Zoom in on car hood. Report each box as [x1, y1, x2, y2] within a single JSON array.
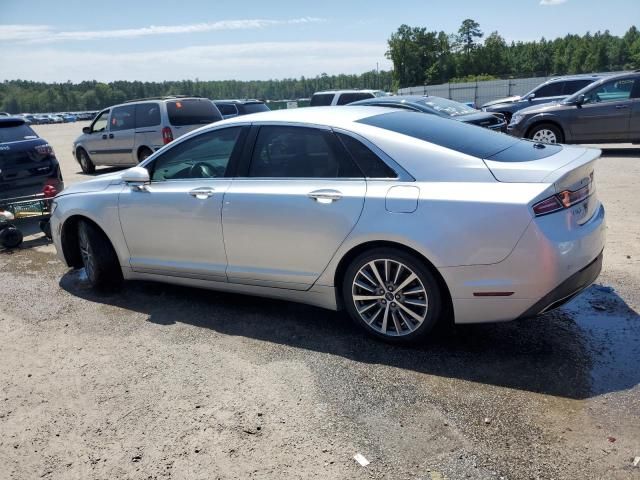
[[516, 101, 566, 116], [56, 170, 125, 197], [481, 96, 520, 108], [456, 111, 504, 126]]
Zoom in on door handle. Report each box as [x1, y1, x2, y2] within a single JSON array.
[[189, 187, 215, 199], [615, 105, 629, 109], [308, 189, 343, 203]]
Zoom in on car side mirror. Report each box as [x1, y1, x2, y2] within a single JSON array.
[[82, 126, 91, 134], [122, 166, 150, 184], [575, 94, 585, 106], [526, 93, 536, 101]]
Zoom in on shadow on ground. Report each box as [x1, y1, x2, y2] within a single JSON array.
[[60, 271, 639, 400]]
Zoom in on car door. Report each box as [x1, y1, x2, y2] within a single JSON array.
[[118, 126, 247, 280], [222, 124, 366, 290], [570, 78, 636, 142], [628, 79, 640, 141], [108, 104, 136, 164], [82, 109, 110, 165]]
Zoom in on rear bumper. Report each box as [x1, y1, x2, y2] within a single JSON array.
[[518, 251, 602, 318], [441, 203, 606, 324]]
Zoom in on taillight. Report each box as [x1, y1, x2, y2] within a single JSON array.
[[162, 127, 174, 145], [34, 144, 55, 156], [532, 182, 593, 217], [43, 178, 61, 198]]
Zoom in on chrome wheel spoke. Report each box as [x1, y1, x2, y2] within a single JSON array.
[[396, 301, 423, 322], [354, 280, 376, 293], [357, 302, 379, 314], [404, 298, 426, 307], [380, 304, 390, 333], [394, 273, 417, 294], [391, 310, 402, 334], [368, 261, 386, 290], [353, 295, 383, 302]]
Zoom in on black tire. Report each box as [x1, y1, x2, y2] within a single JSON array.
[[0, 226, 23, 249], [77, 220, 122, 290], [342, 248, 443, 344], [77, 148, 95, 174], [138, 147, 153, 163], [527, 123, 564, 144]]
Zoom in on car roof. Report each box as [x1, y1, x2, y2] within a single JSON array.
[[215, 99, 264, 104], [544, 73, 609, 83], [312, 89, 381, 95], [351, 95, 433, 104], [0, 116, 26, 125], [212, 106, 392, 128]]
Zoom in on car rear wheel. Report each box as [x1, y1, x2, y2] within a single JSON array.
[[77, 149, 95, 174], [528, 123, 564, 144], [77, 220, 122, 290], [342, 248, 442, 344]]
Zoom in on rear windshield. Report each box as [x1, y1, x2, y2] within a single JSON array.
[[241, 103, 270, 114], [310, 94, 334, 107], [167, 99, 222, 126], [0, 123, 38, 143], [418, 97, 477, 117], [357, 111, 561, 160]]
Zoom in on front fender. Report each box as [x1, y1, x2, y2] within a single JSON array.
[[51, 186, 129, 267]]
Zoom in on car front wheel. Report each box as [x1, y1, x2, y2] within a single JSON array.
[[342, 248, 442, 344], [77, 149, 95, 174], [527, 123, 564, 144], [77, 220, 122, 290]]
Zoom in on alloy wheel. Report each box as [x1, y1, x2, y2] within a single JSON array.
[[351, 259, 428, 337], [78, 226, 96, 282], [531, 129, 557, 144]]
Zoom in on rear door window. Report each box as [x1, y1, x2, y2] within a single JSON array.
[[337, 133, 397, 178], [110, 105, 136, 131], [0, 122, 38, 143], [240, 103, 269, 114], [337, 92, 375, 105], [310, 94, 334, 106], [248, 126, 362, 178], [533, 82, 565, 98], [217, 103, 238, 116], [135, 103, 161, 128], [167, 99, 222, 126], [563, 79, 594, 95]]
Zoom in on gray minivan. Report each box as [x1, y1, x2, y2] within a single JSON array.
[[73, 96, 222, 173]]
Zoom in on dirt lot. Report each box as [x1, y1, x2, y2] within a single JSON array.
[[1, 122, 639, 479]]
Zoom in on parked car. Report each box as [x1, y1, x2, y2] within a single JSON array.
[[310, 89, 389, 107], [0, 117, 64, 206], [62, 114, 77, 123], [214, 100, 270, 119], [350, 95, 507, 131], [507, 71, 640, 144], [48, 115, 64, 123], [0, 112, 10, 117], [73, 96, 223, 173], [51, 107, 604, 343], [33, 115, 52, 125], [481, 75, 605, 121]]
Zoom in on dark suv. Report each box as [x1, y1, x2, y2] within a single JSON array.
[[214, 100, 270, 119], [0, 117, 63, 205], [482, 75, 605, 121], [507, 71, 640, 144]]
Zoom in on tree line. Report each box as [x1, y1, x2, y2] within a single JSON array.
[[387, 21, 640, 89], [2, 21, 639, 113], [0, 71, 393, 114]]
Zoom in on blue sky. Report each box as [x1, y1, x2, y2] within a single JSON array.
[[0, 0, 637, 82]]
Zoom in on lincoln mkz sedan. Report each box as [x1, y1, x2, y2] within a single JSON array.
[[51, 107, 605, 343]]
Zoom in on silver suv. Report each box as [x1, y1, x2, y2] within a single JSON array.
[[73, 96, 222, 173]]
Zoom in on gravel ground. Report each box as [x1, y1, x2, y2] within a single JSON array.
[[0, 123, 638, 479]]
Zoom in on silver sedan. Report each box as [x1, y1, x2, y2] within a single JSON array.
[[50, 107, 605, 343]]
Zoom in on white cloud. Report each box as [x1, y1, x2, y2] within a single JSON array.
[[0, 17, 323, 43], [0, 42, 392, 82], [540, 0, 568, 5]]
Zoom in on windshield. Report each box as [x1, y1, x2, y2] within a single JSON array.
[[418, 97, 477, 117], [0, 123, 38, 143]]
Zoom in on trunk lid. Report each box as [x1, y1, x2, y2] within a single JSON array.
[[483, 144, 600, 225]]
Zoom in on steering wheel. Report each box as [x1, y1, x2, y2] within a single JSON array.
[[189, 162, 215, 178]]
